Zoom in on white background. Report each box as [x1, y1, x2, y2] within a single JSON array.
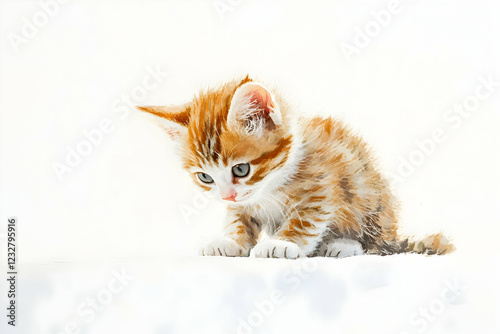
[[1, 0, 499, 333]]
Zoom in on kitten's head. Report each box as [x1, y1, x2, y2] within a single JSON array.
[[138, 76, 298, 205]]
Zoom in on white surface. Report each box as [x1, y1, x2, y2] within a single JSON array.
[[0, 255, 497, 334], [1, 0, 499, 333]]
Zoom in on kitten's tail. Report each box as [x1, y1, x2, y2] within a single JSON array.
[[398, 232, 456, 255]]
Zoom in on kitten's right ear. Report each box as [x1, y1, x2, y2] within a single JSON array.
[[136, 105, 191, 140]]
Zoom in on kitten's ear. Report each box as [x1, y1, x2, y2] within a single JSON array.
[[137, 105, 190, 140], [227, 82, 282, 134]]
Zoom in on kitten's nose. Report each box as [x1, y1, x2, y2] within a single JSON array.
[[221, 189, 237, 202], [222, 194, 237, 202]]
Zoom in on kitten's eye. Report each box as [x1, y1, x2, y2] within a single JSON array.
[[197, 172, 214, 184], [232, 163, 250, 178]]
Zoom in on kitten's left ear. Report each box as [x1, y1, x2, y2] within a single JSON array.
[[137, 105, 190, 140], [227, 82, 282, 134]]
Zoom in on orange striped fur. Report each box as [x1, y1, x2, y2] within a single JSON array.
[[138, 76, 455, 258]]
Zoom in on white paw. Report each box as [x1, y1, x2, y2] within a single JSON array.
[[200, 237, 248, 257], [325, 239, 364, 258], [253, 239, 305, 259]]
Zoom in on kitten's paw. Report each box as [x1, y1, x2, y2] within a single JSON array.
[[253, 239, 305, 259], [200, 237, 248, 257], [325, 239, 364, 258]]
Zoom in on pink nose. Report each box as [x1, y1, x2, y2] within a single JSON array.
[[221, 188, 237, 202], [222, 194, 237, 202]]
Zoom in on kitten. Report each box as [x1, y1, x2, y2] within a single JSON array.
[[138, 76, 455, 259]]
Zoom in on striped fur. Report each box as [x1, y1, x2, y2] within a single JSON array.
[[138, 76, 455, 258]]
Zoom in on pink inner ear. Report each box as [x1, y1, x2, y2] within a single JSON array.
[[249, 90, 273, 116], [246, 90, 277, 131], [228, 82, 282, 132]]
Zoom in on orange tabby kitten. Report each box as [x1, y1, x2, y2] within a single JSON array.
[[138, 76, 454, 258]]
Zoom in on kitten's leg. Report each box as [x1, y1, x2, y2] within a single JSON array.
[[318, 238, 364, 258], [200, 208, 261, 257], [253, 205, 332, 259]]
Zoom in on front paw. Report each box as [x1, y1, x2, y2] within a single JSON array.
[[253, 239, 304, 259], [200, 237, 248, 257], [325, 238, 364, 258]]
